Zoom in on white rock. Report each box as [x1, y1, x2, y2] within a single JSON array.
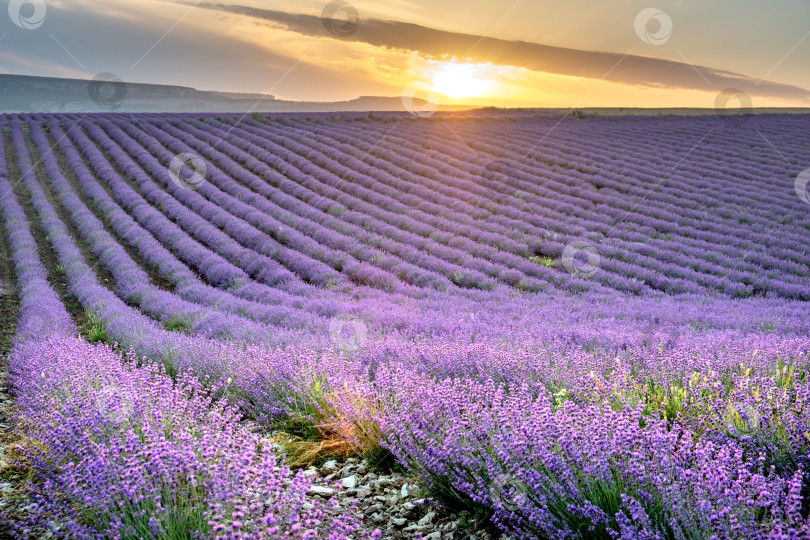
[[309, 485, 335, 497], [401, 483, 418, 498], [341, 475, 357, 489], [418, 511, 435, 526]]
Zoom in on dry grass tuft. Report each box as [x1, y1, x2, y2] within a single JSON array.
[[274, 388, 383, 467]]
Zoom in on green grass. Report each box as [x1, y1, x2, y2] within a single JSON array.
[[163, 315, 192, 334], [85, 310, 109, 344], [530, 255, 556, 267]]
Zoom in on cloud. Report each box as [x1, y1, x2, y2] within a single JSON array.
[[192, 2, 810, 102], [0, 50, 90, 80]]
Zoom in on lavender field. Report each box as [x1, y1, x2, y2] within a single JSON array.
[[1, 110, 810, 538]]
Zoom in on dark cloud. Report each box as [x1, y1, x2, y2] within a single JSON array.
[[195, 2, 810, 102]]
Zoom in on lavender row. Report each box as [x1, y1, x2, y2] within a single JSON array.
[[287, 115, 804, 293], [241, 116, 664, 294], [146, 117, 484, 293], [68, 119, 338, 311], [213, 117, 561, 290], [79, 117, 323, 293], [232, 115, 688, 294], [10, 336, 369, 538], [27, 123, 301, 342], [122, 117, 429, 294], [9, 120, 312, 386], [379, 362, 808, 539], [274, 115, 804, 298], [93, 118, 354, 291], [400, 117, 810, 277], [35, 118, 466, 335], [152, 116, 511, 292], [466, 117, 810, 268], [182, 116, 582, 293], [43, 120, 323, 329], [294, 113, 799, 284], [0, 180, 76, 344], [12, 118, 409, 427], [0, 137, 367, 536]]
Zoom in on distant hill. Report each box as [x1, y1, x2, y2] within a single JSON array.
[[0, 74, 476, 114], [3, 74, 808, 115]]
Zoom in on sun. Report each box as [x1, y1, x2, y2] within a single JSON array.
[[429, 61, 493, 99]]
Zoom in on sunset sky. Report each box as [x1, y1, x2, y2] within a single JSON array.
[[1, 0, 809, 108]]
